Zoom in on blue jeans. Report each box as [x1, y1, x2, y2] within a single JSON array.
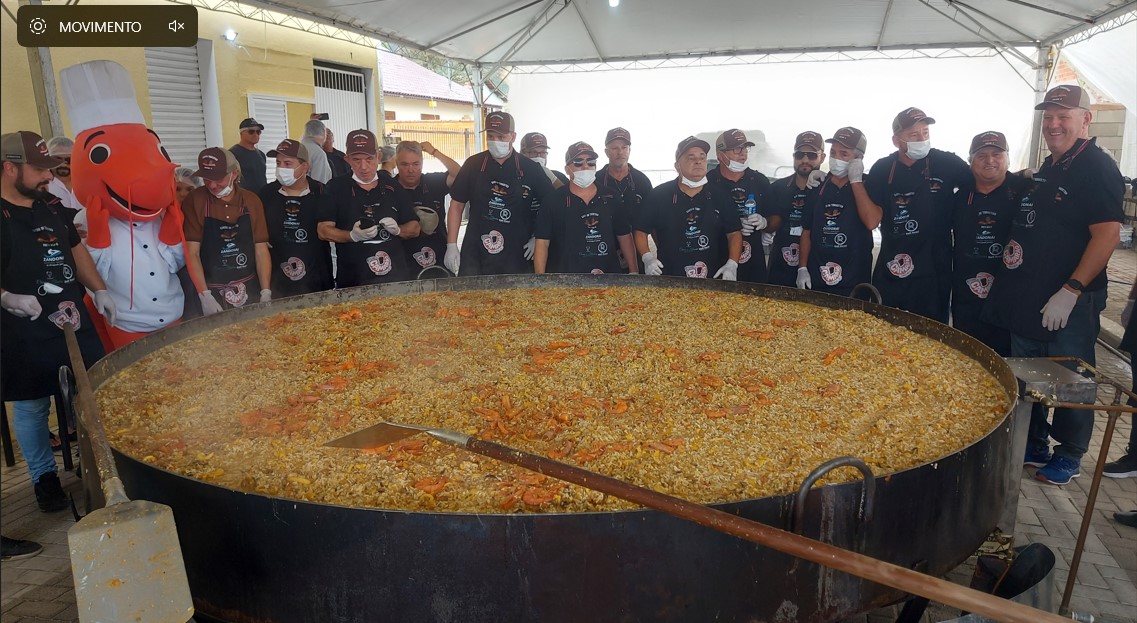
[[1011, 288, 1106, 462], [11, 397, 57, 483]]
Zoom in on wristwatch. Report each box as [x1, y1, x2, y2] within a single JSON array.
[[1065, 278, 1085, 292]]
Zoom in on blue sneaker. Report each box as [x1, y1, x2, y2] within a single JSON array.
[[1024, 445, 1051, 468], [1035, 455, 1081, 485]]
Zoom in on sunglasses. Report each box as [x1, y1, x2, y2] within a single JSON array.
[[59, 157, 71, 164], [571, 158, 598, 167], [794, 151, 820, 160], [244, 129, 262, 135]]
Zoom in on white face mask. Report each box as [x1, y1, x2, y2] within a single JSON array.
[[211, 175, 234, 198], [829, 158, 850, 177], [572, 170, 596, 188], [905, 139, 932, 160], [726, 159, 748, 173], [488, 141, 511, 159], [352, 172, 377, 185], [680, 176, 707, 188], [276, 167, 297, 187], [531, 157, 546, 167]]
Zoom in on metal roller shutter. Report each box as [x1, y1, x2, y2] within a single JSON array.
[[314, 65, 368, 146], [144, 46, 208, 169], [248, 96, 289, 180]]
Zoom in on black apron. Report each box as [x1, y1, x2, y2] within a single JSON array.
[[334, 183, 411, 287], [657, 186, 729, 279], [266, 187, 334, 297], [1, 202, 104, 401], [807, 178, 873, 297], [400, 175, 448, 274], [983, 140, 1098, 341], [872, 157, 954, 322], [708, 168, 770, 283], [459, 154, 534, 276], [768, 177, 811, 287], [548, 191, 625, 275], [950, 183, 1018, 355], [598, 166, 648, 273], [201, 194, 258, 309]]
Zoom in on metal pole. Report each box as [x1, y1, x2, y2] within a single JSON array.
[[23, 0, 64, 137], [472, 63, 484, 153], [1027, 44, 1051, 170]]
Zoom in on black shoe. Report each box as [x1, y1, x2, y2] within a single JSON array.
[[1115, 510, 1137, 528], [34, 472, 69, 513], [1, 536, 43, 561], [1103, 454, 1137, 479]]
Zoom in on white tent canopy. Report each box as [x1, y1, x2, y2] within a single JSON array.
[[252, 0, 1133, 66]]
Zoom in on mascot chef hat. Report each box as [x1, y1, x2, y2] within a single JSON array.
[[60, 60, 146, 133]]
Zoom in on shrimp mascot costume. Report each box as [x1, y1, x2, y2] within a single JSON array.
[[60, 60, 188, 349]]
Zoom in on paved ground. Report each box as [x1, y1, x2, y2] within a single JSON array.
[[2, 249, 1135, 623]]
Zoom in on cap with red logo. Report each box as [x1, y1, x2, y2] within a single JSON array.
[[891, 107, 936, 134], [564, 141, 598, 164], [715, 129, 754, 152], [674, 136, 711, 161], [605, 127, 631, 145], [825, 127, 868, 154], [267, 139, 309, 161], [794, 131, 824, 152], [345, 129, 378, 156], [194, 147, 238, 181], [1034, 85, 1091, 110], [969, 131, 1009, 155], [520, 132, 548, 152], [1, 131, 65, 169], [484, 112, 515, 133]]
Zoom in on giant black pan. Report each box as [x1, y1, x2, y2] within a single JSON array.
[[84, 274, 1018, 623]]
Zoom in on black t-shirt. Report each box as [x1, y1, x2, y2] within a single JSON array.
[[597, 163, 653, 227], [317, 176, 418, 287], [635, 180, 742, 278], [231, 144, 268, 195], [535, 186, 630, 274], [767, 175, 817, 287], [800, 175, 874, 294], [259, 179, 335, 296], [951, 173, 1028, 309], [706, 167, 773, 282], [328, 149, 351, 179], [395, 172, 451, 271]]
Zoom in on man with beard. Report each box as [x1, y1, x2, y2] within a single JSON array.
[[635, 136, 741, 280], [597, 127, 652, 272], [394, 140, 461, 275], [706, 129, 777, 283], [767, 131, 825, 287], [1, 131, 114, 512], [45, 137, 81, 216], [259, 139, 334, 296]]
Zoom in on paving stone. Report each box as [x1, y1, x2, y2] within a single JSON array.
[[1105, 577, 1137, 606], [6, 599, 68, 618]]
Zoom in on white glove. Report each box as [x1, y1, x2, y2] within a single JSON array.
[[761, 232, 776, 247], [805, 169, 826, 189], [1122, 298, 1134, 326], [444, 243, 461, 275], [523, 236, 536, 261], [740, 213, 766, 235], [796, 267, 812, 289], [714, 259, 738, 281], [847, 158, 865, 183], [260, 289, 272, 303], [92, 289, 117, 326], [199, 290, 224, 316], [642, 252, 664, 276], [0, 291, 42, 320], [350, 220, 379, 242], [378, 217, 400, 236], [1040, 287, 1079, 331]]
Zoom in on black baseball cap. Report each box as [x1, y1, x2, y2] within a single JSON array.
[[969, 131, 1008, 155], [239, 117, 265, 131], [1, 131, 65, 169]]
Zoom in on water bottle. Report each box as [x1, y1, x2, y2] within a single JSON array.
[[744, 193, 757, 216]]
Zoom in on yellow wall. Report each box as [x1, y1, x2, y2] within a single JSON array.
[[386, 95, 473, 122], [1, 0, 381, 146]]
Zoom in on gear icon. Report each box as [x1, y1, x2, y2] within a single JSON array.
[[29, 17, 47, 35]]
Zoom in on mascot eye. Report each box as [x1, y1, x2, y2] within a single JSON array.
[[158, 144, 171, 162], [89, 143, 111, 165]]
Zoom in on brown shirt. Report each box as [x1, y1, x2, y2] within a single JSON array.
[[182, 186, 269, 244]]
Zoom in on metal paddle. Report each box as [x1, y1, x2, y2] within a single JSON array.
[[64, 327, 194, 623], [327, 421, 1067, 623]]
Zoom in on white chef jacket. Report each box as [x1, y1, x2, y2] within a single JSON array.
[[47, 178, 82, 213]]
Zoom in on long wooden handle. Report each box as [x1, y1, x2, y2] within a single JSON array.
[[466, 437, 1067, 623], [63, 326, 129, 506]]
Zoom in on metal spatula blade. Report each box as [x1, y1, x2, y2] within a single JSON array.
[[324, 421, 431, 450]]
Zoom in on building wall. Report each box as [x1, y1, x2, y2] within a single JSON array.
[[1090, 104, 1126, 165], [1, 0, 381, 148], [385, 95, 472, 122]]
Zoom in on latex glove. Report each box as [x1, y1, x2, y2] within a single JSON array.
[[350, 220, 379, 242], [714, 259, 738, 281], [761, 232, 776, 247], [1040, 287, 1078, 331], [847, 158, 865, 183], [92, 289, 117, 326], [740, 213, 766, 235], [805, 169, 826, 189], [642, 252, 664, 276], [378, 217, 401, 236], [523, 236, 536, 261], [444, 243, 461, 274], [260, 289, 272, 303], [796, 267, 812, 290], [1123, 298, 1135, 326], [0, 291, 42, 320], [199, 290, 224, 316]]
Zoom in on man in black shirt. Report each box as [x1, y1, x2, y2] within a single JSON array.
[[983, 85, 1125, 486], [767, 131, 825, 287], [520, 132, 569, 187], [635, 136, 741, 280], [706, 129, 777, 283], [259, 139, 334, 296], [323, 129, 351, 179], [394, 140, 462, 276], [597, 127, 653, 274], [230, 117, 268, 195]]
